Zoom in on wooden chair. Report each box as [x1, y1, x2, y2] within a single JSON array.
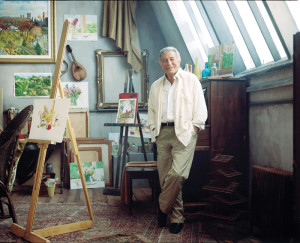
[[121, 144, 159, 215], [0, 105, 33, 223]]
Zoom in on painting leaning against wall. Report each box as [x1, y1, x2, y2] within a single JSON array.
[[0, 0, 56, 63]]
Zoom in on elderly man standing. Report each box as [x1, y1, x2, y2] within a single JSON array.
[[148, 47, 207, 234]]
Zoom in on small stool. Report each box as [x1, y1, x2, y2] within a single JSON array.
[[121, 161, 158, 215]]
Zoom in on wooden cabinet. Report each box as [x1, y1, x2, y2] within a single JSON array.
[[184, 77, 247, 203], [200, 77, 247, 163]]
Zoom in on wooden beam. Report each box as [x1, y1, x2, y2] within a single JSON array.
[[11, 224, 49, 243], [33, 220, 93, 238]]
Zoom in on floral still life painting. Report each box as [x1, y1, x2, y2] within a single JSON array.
[[70, 161, 105, 189], [64, 15, 97, 41], [14, 73, 52, 97], [29, 99, 70, 143], [58, 82, 89, 108]]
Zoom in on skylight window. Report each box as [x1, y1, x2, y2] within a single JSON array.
[[234, 1, 274, 65], [286, 0, 300, 31], [216, 1, 255, 69], [167, 1, 207, 63], [189, 1, 214, 49], [256, 1, 287, 59]]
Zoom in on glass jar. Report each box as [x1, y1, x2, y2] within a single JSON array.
[[202, 62, 211, 78], [211, 63, 219, 76]]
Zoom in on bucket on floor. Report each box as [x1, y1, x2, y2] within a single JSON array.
[[47, 186, 55, 197]]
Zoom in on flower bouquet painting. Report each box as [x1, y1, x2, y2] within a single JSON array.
[[70, 161, 105, 189], [59, 82, 89, 108]]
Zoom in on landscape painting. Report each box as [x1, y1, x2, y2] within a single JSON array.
[[14, 73, 52, 97], [0, 1, 56, 63]]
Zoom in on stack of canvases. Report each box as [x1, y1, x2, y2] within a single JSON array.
[[65, 137, 113, 190]]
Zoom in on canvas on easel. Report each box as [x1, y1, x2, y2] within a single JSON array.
[[29, 99, 70, 143]]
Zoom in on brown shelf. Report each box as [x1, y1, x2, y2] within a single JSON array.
[[202, 181, 239, 194], [184, 209, 245, 221], [217, 169, 242, 178], [213, 194, 248, 205]]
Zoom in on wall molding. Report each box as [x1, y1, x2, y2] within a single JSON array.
[[246, 78, 293, 93]]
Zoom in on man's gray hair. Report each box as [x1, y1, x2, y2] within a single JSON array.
[[159, 47, 181, 63]]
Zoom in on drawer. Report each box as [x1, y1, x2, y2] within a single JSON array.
[[196, 125, 210, 147]]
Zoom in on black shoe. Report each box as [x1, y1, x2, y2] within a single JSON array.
[[157, 207, 167, 227], [169, 223, 183, 234]]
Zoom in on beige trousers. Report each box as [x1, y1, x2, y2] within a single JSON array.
[[156, 126, 197, 223]]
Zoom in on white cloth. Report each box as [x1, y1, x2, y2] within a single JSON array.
[[148, 68, 207, 146]]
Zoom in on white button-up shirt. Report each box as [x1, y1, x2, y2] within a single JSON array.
[[161, 78, 177, 122], [148, 68, 207, 146]]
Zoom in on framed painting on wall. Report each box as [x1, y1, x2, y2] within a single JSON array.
[[0, 0, 56, 63]]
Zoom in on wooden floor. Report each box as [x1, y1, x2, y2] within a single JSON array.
[[11, 186, 153, 206]]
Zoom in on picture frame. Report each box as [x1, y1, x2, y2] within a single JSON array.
[[95, 49, 149, 109], [66, 138, 112, 187], [0, 1, 56, 63], [65, 108, 89, 138], [71, 147, 102, 163]]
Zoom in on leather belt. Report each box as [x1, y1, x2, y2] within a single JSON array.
[[161, 122, 175, 127]]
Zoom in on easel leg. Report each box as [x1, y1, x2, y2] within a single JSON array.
[[25, 143, 48, 234]]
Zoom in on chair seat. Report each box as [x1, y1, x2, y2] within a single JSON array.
[[121, 161, 159, 215]]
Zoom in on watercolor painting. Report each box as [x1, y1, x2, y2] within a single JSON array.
[[0, 1, 56, 63], [70, 161, 105, 189], [58, 82, 89, 108], [128, 113, 151, 138], [29, 99, 70, 142], [64, 15, 97, 41], [208, 42, 234, 76], [14, 73, 52, 97]]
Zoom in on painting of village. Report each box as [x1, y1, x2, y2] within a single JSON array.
[[0, 1, 52, 59]]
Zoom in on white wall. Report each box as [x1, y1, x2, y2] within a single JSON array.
[[247, 64, 293, 172]]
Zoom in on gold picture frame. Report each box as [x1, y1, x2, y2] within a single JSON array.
[[0, 1, 56, 63], [95, 49, 149, 109]]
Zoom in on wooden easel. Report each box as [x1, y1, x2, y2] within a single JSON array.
[[10, 20, 94, 243]]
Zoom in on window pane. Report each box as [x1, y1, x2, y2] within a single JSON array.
[[234, 1, 274, 65], [256, 1, 287, 59], [189, 0, 214, 48], [217, 1, 255, 69], [167, 1, 207, 62], [286, 0, 300, 31]]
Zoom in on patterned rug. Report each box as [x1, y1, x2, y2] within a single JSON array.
[[0, 201, 215, 242]]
